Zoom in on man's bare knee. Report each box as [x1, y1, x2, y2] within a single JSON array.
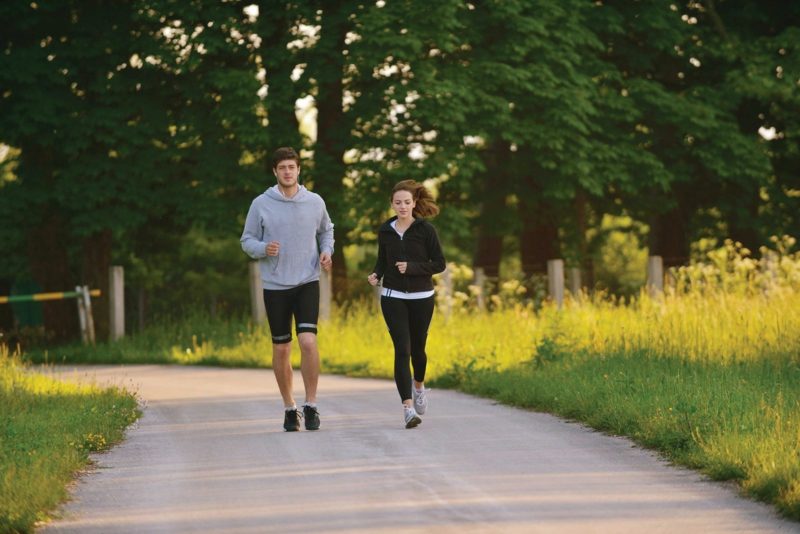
[[297, 333, 317, 353], [273, 343, 292, 360]]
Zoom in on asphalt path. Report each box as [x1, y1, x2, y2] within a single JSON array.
[[39, 365, 798, 533]]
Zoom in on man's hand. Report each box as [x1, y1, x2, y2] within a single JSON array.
[[266, 241, 280, 256], [395, 261, 407, 274], [320, 252, 332, 271], [367, 273, 379, 286]]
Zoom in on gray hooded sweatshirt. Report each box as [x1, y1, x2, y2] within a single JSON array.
[[241, 185, 334, 290]]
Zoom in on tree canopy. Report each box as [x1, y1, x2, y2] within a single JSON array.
[[1, 0, 798, 339]]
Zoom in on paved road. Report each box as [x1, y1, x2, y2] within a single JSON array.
[[39, 365, 797, 533]]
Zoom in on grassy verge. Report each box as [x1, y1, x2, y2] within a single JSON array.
[[1, 348, 140, 533], [318, 291, 800, 519], [438, 352, 800, 516], [18, 278, 800, 520], [25, 312, 257, 367]]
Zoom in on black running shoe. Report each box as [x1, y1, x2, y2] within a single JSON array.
[[303, 405, 320, 431], [284, 408, 301, 432]]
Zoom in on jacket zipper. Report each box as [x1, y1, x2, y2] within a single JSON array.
[[399, 232, 409, 293]]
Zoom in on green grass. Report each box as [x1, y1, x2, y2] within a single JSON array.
[[439, 352, 800, 512], [0, 349, 140, 533], [317, 291, 800, 518], [27, 312, 260, 367]]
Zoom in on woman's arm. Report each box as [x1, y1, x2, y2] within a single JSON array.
[[371, 234, 387, 280], [405, 224, 446, 275]]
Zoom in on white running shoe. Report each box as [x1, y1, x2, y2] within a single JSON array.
[[404, 407, 421, 429], [413, 387, 428, 415]]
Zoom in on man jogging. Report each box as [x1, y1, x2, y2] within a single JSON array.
[[241, 147, 334, 431]]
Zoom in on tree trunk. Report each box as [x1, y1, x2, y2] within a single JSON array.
[[573, 189, 593, 289], [137, 287, 148, 332], [518, 176, 560, 277], [28, 211, 78, 342], [472, 141, 511, 280], [648, 206, 689, 268], [259, 2, 303, 150], [474, 233, 503, 279], [519, 214, 559, 276], [728, 98, 765, 252], [727, 189, 760, 253], [22, 142, 78, 342], [81, 230, 112, 341], [0, 280, 14, 331], [313, 1, 351, 301]]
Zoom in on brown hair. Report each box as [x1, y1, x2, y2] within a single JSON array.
[[271, 147, 300, 170], [391, 180, 440, 218]]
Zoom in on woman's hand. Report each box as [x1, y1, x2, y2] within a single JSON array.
[[367, 273, 379, 286], [395, 261, 407, 274]]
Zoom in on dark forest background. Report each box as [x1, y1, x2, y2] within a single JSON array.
[[1, 0, 798, 342]]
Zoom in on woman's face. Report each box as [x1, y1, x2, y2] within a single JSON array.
[[391, 190, 415, 219]]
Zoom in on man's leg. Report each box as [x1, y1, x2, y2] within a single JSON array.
[[264, 288, 296, 409], [272, 342, 295, 407], [293, 281, 321, 430], [293, 281, 321, 404], [297, 333, 319, 404], [274, 340, 301, 432]]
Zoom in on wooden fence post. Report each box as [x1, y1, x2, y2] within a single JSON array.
[[547, 259, 565, 308], [440, 265, 453, 318], [762, 250, 779, 296], [567, 267, 582, 296], [319, 268, 332, 321], [76, 285, 88, 345], [249, 262, 265, 325], [109, 266, 125, 341], [473, 267, 486, 311], [81, 285, 96, 345], [646, 256, 664, 296]]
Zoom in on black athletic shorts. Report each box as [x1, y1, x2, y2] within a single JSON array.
[[262, 281, 320, 344]]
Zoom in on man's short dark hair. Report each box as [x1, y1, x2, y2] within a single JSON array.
[[272, 147, 300, 170]]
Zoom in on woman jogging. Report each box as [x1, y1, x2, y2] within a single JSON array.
[[367, 180, 446, 428]]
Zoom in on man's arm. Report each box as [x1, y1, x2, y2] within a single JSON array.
[[316, 199, 335, 256], [240, 201, 268, 259]]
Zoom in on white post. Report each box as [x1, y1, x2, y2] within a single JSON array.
[[646, 256, 664, 296], [568, 267, 582, 296], [762, 250, 779, 296], [249, 262, 265, 325], [474, 267, 486, 311], [547, 259, 565, 308], [109, 266, 125, 341], [76, 285, 88, 344], [81, 285, 96, 345], [440, 265, 453, 318], [319, 268, 332, 321]]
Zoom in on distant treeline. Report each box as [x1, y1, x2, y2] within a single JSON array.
[[1, 1, 798, 340]]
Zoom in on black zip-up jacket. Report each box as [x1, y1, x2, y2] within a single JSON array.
[[372, 217, 446, 293]]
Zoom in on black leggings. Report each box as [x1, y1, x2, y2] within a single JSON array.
[[380, 295, 435, 402]]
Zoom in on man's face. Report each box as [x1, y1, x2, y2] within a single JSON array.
[[273, 159, 299, 188]]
